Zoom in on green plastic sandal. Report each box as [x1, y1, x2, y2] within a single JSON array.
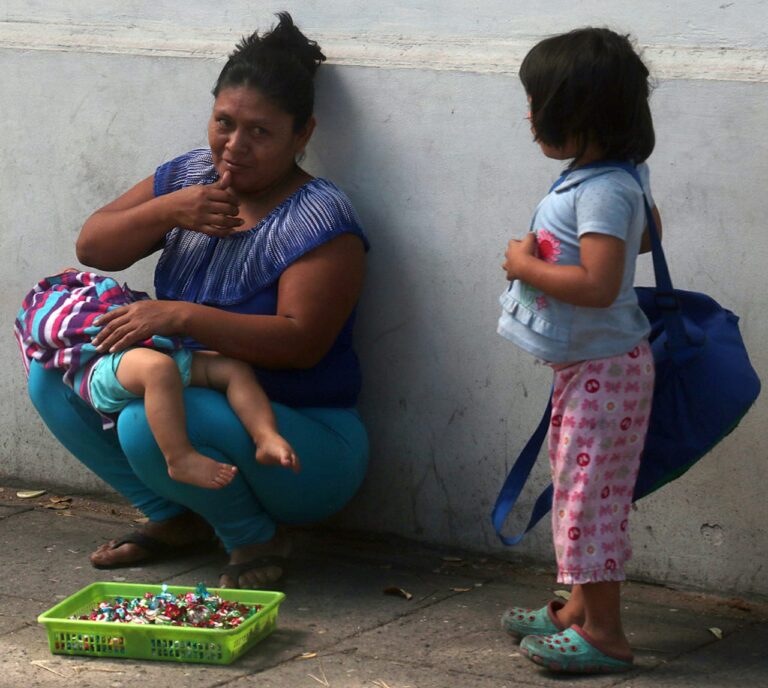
[[519, 625, 634, 674], [500, 600, 565, 640]]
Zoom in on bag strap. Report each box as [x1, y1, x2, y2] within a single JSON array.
[[491, 395, 554, 544], [491, 160, 688, 545], [576, 162, 690, 350]]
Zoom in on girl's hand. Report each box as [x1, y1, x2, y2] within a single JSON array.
[[502, 232, 538, 281], [171, 170, 243, 237], [92, 300, 184, 353]]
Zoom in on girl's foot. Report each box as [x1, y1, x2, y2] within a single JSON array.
[[89, 512, 214, 568], [219, 532, 292, 589], [520, 626, 634, 674], [580, 622, 633, 659], [166, 450, 238, 489], [501, 600, 565, 639], [554, 602, 586, 629]]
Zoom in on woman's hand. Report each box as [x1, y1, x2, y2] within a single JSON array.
[[78, 171, 241, 271], [171, 170, 243, 237], [502, 232, 538, 281], [92, 300, 186, 353]]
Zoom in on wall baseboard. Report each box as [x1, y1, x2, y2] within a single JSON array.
[[2, 20, 767, 83]]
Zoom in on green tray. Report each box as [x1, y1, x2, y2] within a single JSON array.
[[38, 582, 285, 664]]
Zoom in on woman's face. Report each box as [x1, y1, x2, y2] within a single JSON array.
[[208, 86, 314, 195]]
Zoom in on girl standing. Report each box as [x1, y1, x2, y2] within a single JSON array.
[[497, 28, 660, 674]]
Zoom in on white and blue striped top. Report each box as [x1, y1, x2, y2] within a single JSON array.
[[154, 148, 368, 305], [152, 148, 369, 407]]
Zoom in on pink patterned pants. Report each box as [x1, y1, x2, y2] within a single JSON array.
[[548, 341, 654, 584]]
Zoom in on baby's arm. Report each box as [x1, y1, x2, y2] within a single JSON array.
[[190, 351, 301, 473], [503, 232, 625, 308]]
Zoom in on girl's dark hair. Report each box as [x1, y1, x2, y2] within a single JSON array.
[[520, 28, 655, 164], [213, 12, 326, 131]]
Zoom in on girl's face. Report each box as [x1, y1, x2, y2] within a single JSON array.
[[207, 86, 314, 195]]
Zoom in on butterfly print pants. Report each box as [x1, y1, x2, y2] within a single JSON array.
[[548, 341, 654, 584]]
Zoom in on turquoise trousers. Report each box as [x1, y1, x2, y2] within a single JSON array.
[[28, 361, 369, 551]]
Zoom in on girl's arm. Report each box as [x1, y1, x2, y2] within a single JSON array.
[[503, 232, 625, 308], [639, 205, 662, 254], [92, 233, 366, 369], [76, 173, 242, 271]]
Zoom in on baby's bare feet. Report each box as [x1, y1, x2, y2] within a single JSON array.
[[166, 450, 237, 489], [254, 433, 300, 473]]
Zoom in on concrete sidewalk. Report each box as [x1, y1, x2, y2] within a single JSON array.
[[0, 487, 766, 688]]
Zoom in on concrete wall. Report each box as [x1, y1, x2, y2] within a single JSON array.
[[2, 2, 767, 594]]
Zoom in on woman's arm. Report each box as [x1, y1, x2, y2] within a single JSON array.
[[639, 205, 662, 254], [92, 233, 366, 369], [503, 232, 625, 308], [77, 173, 242, 271]]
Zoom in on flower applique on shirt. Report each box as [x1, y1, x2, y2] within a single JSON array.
[[520, 228, 561, 311]]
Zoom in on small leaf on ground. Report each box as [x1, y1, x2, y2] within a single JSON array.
[[383, 586, 413, 600], [17, 490, 46, 499]]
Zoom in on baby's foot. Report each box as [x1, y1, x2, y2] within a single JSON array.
[[254, 433, 301, 473], [166, 450, 237, 489]]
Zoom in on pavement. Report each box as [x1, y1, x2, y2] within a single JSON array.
[[0, 486, 767, 688]]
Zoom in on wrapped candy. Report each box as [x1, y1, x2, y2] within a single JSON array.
[[72, 584, 260, 629]]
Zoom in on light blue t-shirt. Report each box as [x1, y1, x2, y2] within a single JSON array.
[[498, 164, 654, 363]]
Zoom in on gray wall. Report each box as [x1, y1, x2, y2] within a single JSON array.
[[2, 2, 767, 595]]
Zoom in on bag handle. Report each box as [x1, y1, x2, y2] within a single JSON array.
[[491, 160, 687, 545]]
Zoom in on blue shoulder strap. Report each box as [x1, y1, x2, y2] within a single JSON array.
[[490, 396, 554, 544], [491, 161, 690, 544]]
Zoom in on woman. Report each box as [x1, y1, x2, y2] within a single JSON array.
[[27, 12, 369, 589]]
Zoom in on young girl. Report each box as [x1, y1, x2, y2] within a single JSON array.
[[16, 269, 299, 490], [497, 28, 660, 674]]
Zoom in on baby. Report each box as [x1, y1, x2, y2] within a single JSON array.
[[16, 270, 299, 489]]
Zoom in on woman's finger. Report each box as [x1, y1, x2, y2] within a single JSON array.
[[199, 224, 238, 238], [206, 212, 243, 227], [206, 200, 242, 217], [99, 323, 143, 352], [206, 187, 240, 207], [94, 306, 125, 327]]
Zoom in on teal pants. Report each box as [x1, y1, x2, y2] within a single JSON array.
[[27, 361, 369, 551]]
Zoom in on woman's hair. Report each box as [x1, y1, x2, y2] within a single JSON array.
[[520, 28, 655, 164], [213, 12, 326, 131]]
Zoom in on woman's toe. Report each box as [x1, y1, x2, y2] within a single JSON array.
[[239, 564, 282, 589]]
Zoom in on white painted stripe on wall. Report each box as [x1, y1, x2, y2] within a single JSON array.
[[2, 20, 767, 83]]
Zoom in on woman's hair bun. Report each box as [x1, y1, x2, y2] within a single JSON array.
[[260, 11, 326, 77], [213, 12, 325, 130]]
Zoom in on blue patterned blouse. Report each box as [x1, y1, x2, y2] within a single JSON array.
[[153, 148, 369, 407]]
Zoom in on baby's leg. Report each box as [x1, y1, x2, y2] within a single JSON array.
[[191, 352, 300, 473], [115, 349, 237, 489]]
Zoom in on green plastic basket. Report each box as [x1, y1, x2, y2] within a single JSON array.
[[38, 582, 285, 665]]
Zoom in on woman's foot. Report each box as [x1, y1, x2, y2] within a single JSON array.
[[89, 512, 214, 568], [166, 450, 238, 489], [219, 532, 291, 589]]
